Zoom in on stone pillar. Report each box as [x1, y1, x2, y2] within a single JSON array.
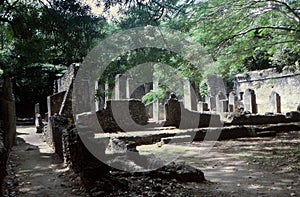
[[270, 91, 281, 113], [95, 81, 100, 111], [114, 74, 127, 100], [47, 96, 53, 142], [197, 102, 209, 112], [126, 78, 145, 99], [244, 89, 257, 114], [183, 79, 197, 111], [105, 82, 109, 101], [152, 81, 159, 122], [216, 91, 228, 113], [57, 79, 62, 92], [164, 94, 181, 127], [35, 103, 40, 115], [207, 74, 227, 97], [126, 77, 132, 99], [228, 92, 239, 112], [205, 96, 216, 111]]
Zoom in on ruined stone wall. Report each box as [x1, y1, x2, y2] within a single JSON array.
[[0, 77, 16, 193], [97, 100, 148, 132], [56, 63, 79, 93], [235, 68, 300, 113], [45, 64, 77, 155]]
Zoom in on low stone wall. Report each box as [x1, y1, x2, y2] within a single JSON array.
[[62, 125, 110, 187], [0, 77, 16, 193], [97, 100, 148, 132], [227, 111, 300, 126], [164, 98, 222, 128]]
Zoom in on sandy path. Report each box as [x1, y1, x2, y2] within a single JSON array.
[[5, 126, 84, 197]]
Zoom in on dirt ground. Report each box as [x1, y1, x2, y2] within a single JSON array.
[[139, 131, 300, 196], [3, 126, 300, 196], [3, 126, 85, 196]]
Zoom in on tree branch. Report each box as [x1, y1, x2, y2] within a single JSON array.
[[216, 26, 297, 50], [269, 0, 300, 22]]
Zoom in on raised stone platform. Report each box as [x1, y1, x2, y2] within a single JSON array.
[[94, 122, 300, 146]]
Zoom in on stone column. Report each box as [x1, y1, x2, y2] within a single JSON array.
[[270, 91, 281, 113], [207, 74, 227, 97], [216, 91, 228, 113], [183, 79, 197, 111], [105, 82, 109, 101], [114, 74, 127, 100], [152, 81, 159, 122], [197, 102, 209, 112], [35, 103, 40, 115], [228, 91, 239, 112], [205, 96, 216, 112], [126, 78, 146, 99], [244, 89, 257, 114], [95, 81, 100, 111]]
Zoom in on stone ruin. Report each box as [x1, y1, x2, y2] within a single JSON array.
[[0, 77, 16, 193], [41, 65, 300, 195]]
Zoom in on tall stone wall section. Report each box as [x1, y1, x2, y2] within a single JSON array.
[[235, 68, 300, 113], [45, 64, 78, 157], [0, 77, 16, 193]]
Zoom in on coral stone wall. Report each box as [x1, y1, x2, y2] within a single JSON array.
[[235, 68, 300, 114]]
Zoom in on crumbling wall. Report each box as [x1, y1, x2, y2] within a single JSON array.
[[97, 100, 148, 132], [164, 97, 222, 128], [45, 64, 78, 156], [235, 68, 300, 113], [0, 77, 16, 193]]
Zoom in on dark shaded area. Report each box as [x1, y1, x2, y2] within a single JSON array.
[[0, 77, 16, 195]]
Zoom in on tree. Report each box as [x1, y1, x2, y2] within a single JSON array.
[[186, 0, 300, 76], [0, 0, 110, 117]]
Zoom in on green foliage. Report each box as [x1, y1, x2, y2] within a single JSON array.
[[0, 0, 110, 116], [142, 88, 165, 106], [185, 0, 300, 78]]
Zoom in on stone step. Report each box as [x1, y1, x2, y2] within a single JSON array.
[[160, 135, 192, 144]]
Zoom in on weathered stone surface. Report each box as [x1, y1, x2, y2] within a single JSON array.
[[198, 102, 209, 112], [207, 74, 227, 97], [183, 79, 198, 111], [164, 98, 222, 129], [164, 96, 181, 127], [50, 115, 69, 158], [205, 96, 216, 111], [126, 78, 146, 99], [62, 125, 110, 176], [235, 68, 300, 113], [228, 92, 239, 112], [0, 77, 16, 194], [47, 91, 66, 116], [0, 129, 8, 194], [244, 89, 257, 114], [114, 74, 127, 100], [269, 91, 281, 113], [216, 91, 228, 114], [56, 63, 79, 93], [228, 111, 300, 125], [97, 100, 148, 132]]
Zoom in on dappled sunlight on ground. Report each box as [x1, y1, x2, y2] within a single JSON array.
[[138, 131, 300, 196]]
